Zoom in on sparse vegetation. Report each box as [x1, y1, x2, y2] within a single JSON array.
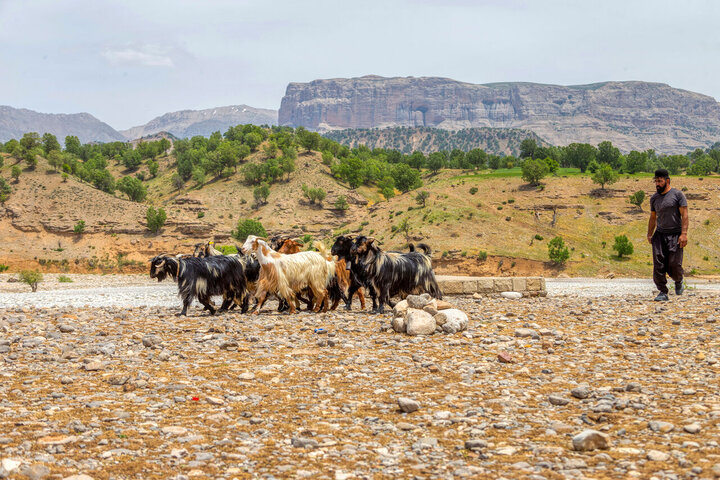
[[629, 190, 646, 209], [74, 220, 86, 235], [548, 236, 570, 265], [334, 195, 349, 211], [0, 264, 9, 273], [19, 270, 43, 292], [469, 187, 478, 195], [613, 235, 634, 258], [415, 190, 430, 208], [58, 275, 73, 283], [477, 250, 488, 261], [232, 219, 267, 242], [145, 207, 167, 233]]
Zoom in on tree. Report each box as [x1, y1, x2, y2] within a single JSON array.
[[391, 163, 422, 192], [74, 220, 86, 234], [24, 150, 37, 170], [415, 190, 430, 208], [521, 157, 549, 185], [613, 234, 634, 258], [331, 156, 365, 188], [321, 150, 334, 166], [146, 207, 167, 233], [232, 219, 267, 242], [466, 148, 487, 170], [426, 152, 446, 173], [301, 184, 326, 204], [377, 176, 395, 200], [296, 127, 319, 152], [520, 138, 537, 159], [148, 160, 159, 178], [192, 167, 206, 186], [253, 183, 270, 207], [0, 177, 11, 204], [591, 163, 619, 190], [171, 173, 184, 190], [47, 150, 62, 171], [122, 149, 142, 170], [42, 133, 61, 156], [117, 176, 147, 202], [279, 154, 295, 180], [20, 132, 40, 151], [334, 195, 349, 211], [407, 151, 426, 170], [623, 151, 648, 174], [629, 190, 646, 209], [11, 165, 21, 182], [64, 136, 82, 156], [19, 270, 43, 292], [597, 141, 621, 169], [548, 236, 570, 265], [159, 138, 171, 154], [564, 143, 597, 172], [396, 218, 411, 241]]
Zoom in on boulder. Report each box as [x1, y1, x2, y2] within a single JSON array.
[[434, 309, 469, 333], [392, 299, 408, 317], [405, 309, 436, 336], [406, 294, 432, 309], [391, 316, 406, 334], [572, 430, 609, 451]]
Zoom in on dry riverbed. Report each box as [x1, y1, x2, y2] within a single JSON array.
[[1, 278, 719, 479]]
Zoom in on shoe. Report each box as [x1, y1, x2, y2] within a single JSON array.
[[654, 292, 669, 302], [675, 282, 685, 296]]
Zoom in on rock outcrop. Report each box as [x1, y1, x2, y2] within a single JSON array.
[[279, 76, 720, 153]]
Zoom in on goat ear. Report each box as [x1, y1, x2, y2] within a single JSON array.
[[367, 237, 375, 245]]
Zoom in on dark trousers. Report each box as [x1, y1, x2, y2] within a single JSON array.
[[652, 232, 684, 294]]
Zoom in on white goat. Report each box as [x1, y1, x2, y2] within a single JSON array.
[[241, 235, 335, 314]]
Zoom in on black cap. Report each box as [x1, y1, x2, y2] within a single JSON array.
[[654, 168, 670, 179]]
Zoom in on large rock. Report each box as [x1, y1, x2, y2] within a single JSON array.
[[434, 309, 469, 333], [392, 299, 408, 317], [406, 294, 433, 309], [391, 316, 406, 334], [280, 76, 720, 154], [572, 430, 610, 451], [405, 309, 436, 336]]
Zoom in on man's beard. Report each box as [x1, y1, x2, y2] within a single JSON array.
[[656, 185, 665, 194]]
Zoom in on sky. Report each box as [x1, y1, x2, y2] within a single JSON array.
[[1, 0, 718, 130]]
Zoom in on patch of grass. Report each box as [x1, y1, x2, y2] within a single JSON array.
[[58, 275, 73, 283]]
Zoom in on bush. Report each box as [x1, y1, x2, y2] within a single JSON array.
[[117, 176, 147, 202], [74, 220, 86, 234], [148, 160, 159, 178], [334, 195, 349, 211], [613, 234, 634, 258], [521, 157, 549, 185], [301, 234, 314, 249], [415, 190, 430, 208], [171, 173, 184, 190], [469, 187, 478, 195], [58, 275, 73, 283], [19, 270, 43, 292], [146, 207, 167, 233], [0, 177, 11, 203], [477, 250, 488, 261], [548, 236, 570, 265], [591, 163, 619, 189], [534, 234, 544, 241], [629, 190, 645, 208], [253, 183, 270, 206], [11, 165, 21, 182], [232, 219, 267, 242], [301, 184, 326, 204], [0, 264, 9, 272]]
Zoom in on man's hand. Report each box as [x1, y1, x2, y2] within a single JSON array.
[[679, 233, 688, 248], [647, 234, 653, 245]]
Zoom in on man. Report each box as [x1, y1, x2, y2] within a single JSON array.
[[647, 168, 688, 301]]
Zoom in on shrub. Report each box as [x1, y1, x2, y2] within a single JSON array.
[[148, 160, 159, 177], [197, 211, 205, 218], [19, 270, 43, 292], [469, 187, 478, 195], [548, 236, 570, 265], [334, 195, 349, 211], [74, 220, 86, 234], [146, 207, 167, 233], [301, 184, 326, 204], [534, 234, 544, 241], [117, 176, 147, 202], [171, 173, 184, 190], [321, 150, 334, 166], [613, 234, 634, 258], [0, 264, 9, 272], [415, 190, 430, 208], [61, 172, 69, 183], [301, 234, 314, 249], [521, 157, 549, 185], [232, 219, 267, 242], [11, 165, 21, 182], [253, 183, 270, 206], [591, 163, 619, 189], [704, 219, 710, 226], [477, 250, 488, 261], [629, 190, 646, 208], [58, 275, 73, 283], [0, 177, 11, 203]]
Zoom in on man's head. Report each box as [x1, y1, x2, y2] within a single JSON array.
[[654, 168, 671, 194]]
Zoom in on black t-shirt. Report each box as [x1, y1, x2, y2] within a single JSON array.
[[650, 188, 687, 233]]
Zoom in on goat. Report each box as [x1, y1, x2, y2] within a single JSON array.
[[241, 235, 335, 314], [193, 241, 224, 258], [149, 254, 248, 316], [349, 235, 442, 314]]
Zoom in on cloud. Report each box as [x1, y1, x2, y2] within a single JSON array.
[[102, 45, 174, 68]]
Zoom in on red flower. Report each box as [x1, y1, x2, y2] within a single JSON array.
[[192, 396, 199, 401]]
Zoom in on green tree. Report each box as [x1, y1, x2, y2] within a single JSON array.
[[415, 190, 430, 208], [334, 195, 349, 211], [521, 157, 550, 185], [520, 138, 537, 159], [548, 236, 570, 265], [591, 163, 619, 189], [64, 135, 82, 156], [0, 177, 11, 204], [597, 141, 622, 169], [122, 149, 142, 170], [117, 176, 147, 202], [564, 143, 597, 172], [146, 207, 167, 233], [377, 176, 395, 199], [301, 184, 326, 204], [296, 127, 319, 152], [42, 133, 61, 156], [407, 151, 426, 170], [47, 150, 62, 171], [321, 150, 334, 166], [148, 160, 159, 178], [396, 217, 411, 241], [20, 132, 40, 151], [629, 190, 646, 209], [244, 132, 264, 151], [391, 163, 422, 192], [24, 150, 37, 170], [11, 165, 21, 182], [19, 270, 43, 292], [280, 154, 295, 180], [232, 218, 267, 242], [253, 183, 270, 206], [171, 173, 184, 190], [74, 220, 86, 234], [331, 156, 365, 188], [159, 137, 171, 154], [192, 167, 206, 186], [613, 234, 634, 258], [426, 152, 446, 173], [623, 151, 648, 174], [466, 148, 487, 169]]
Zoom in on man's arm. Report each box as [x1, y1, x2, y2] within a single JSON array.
[[647, 211, 656, 244], [679, 206, 688, 248]]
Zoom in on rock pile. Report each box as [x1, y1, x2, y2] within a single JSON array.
[[391, 294, 469, 335]]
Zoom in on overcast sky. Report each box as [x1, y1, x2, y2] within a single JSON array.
[[1, 0, 718, 130]]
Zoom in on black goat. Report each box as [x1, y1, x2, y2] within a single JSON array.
[[149, 254, 248, 316], [349, 236, 441, 313]]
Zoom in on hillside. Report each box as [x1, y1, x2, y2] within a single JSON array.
[[0, 105, 126, 144], [1, 149, 718, 278], [280, 76, 720, 154], [323, 127, 548, 156], [120, 105, 278, 140]]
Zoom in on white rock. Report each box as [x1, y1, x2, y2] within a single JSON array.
[[405, 309, 436, 336], [500, 291, 523, 299], [161, 426, 188, 435], [391, 316, 406, 333], [434, 309, 469, 333], [62, 476, 95, 480], [572, 429, 609, 451], [406, 294, 432, 309], [397, 397, 420, 413], [647, 450, 670, 462], [1, 459, 21, 473], [238, 372, 255, 380], [684, 423, 701, 434], [392, 300, 408, 317]]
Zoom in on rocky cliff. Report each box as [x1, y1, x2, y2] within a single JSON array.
[[120, 105, 277, 140], [0, 106, 126, 144], [279, 76, 720, 153]]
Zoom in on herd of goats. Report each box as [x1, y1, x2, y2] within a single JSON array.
[[149, 235, 443, 316]]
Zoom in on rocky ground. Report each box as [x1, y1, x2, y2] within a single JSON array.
[[1, 279, 719, 480]]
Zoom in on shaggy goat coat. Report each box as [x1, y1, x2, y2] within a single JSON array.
[[242, 236, 336, 314], [349, 236, 442, 313], [149, 254, 248, 316]]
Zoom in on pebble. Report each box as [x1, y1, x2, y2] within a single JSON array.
[[397, 397, 421, 413], [684, 423, 702, 434], [572, 430, 610, 451]]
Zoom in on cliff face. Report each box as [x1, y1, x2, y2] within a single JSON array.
[[120, 105, 278, 140], [279, 76, 720, 153], [0, 106, 126, 144]]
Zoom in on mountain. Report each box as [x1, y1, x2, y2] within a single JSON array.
[[279, 76, 720, 154], [323, 126, 548, 156], [120, 105, 278, 140], [0, 105, 126, 144]]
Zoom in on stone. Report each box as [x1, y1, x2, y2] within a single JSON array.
[[392, 300, 408, 317], [84, 361, 103, 371], [406, 294, 432, 309], [572, 430, 610, 451], [391, 316, 406, 334], [571, 386, 590, 399], [514, 328, 539, 339], [548, 395, 570, 406], [238, 372, 255, 381], [1, 459, 21, 473], [464, 439, 487, 450], [500, 291, 522, 299], [647, 450, 670, 461], [405, 309, 436, 336], [206, 396, 224, 406], [291, 437, 318, 449], [58, 324, 75, 333], [62, 476, 95, 480], [434, 309, 469, 333], [497, 351, 514, 364], [38, 435, 78, 446], [435, 300, 454, 310], [648, 421, 674, 433], [684, 423, 701, 434], [397, 397, 420, 413], [142, 335, 160, 348], [162, 426, 188, 435], [18, 463, 50, 480]]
